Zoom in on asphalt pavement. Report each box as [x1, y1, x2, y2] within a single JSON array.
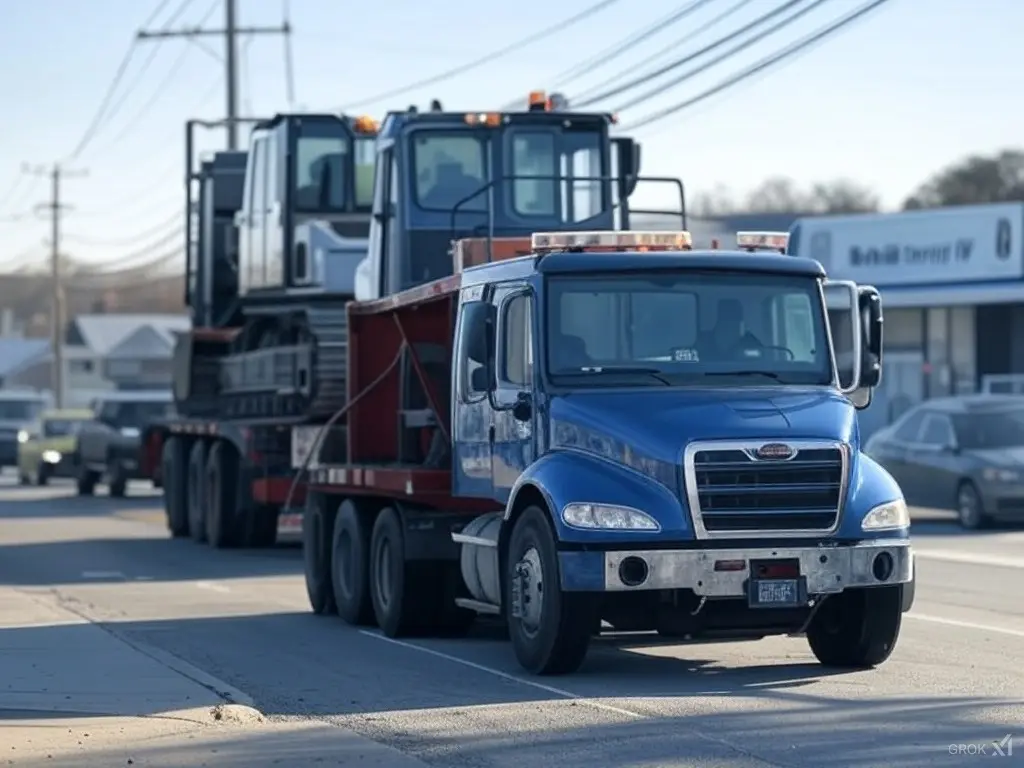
[[0, 471, 1021, 767]]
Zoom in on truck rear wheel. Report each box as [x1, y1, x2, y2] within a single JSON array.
[[807, 586, 903, 668], [107, 460, 127, 498], [187, 441, 208, 543], [76, 465, 98, 496], [369, 506, 429, 637], [506, 506, 596, 675], [334, 500, 376, 626], [162, 437, 189, 537], [303, 492, 336, 614], [205, 442, 239, 548]]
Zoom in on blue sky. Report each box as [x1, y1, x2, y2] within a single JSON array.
[[1, 0, 1021, 270]]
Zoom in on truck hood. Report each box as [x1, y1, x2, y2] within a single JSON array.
[[549, 387, 857, 480]]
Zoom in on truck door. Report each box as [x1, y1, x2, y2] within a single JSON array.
[[451, 285, 496, 499], [491, 285, 537, 502]]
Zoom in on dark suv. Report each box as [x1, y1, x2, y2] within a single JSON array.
[[75, 391, 173, 497]]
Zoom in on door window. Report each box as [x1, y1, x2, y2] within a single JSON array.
[[919, 414, 954, 446], [893, 410, 926, 443], [501, 293, 533, 387]]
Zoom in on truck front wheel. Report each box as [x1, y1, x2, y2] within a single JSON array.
[[807, 585, 903, 668], [506, 506, 596, 675]]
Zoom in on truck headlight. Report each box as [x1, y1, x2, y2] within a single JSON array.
[[561, 503, 660, 531], [982, 467, 1020, 483], [120, 427, 140, 438], [42, 450, 61, 464], [17, 430, 28, 443], [861, 499, 910, 531]]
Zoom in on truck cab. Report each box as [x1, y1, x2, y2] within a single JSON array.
[[355, 92, 676, 300], [448, 230, 909, 673]]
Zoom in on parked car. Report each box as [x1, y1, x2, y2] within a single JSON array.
[[0, 389, 49, 470], [75, 391, 173, 497], [17, 408, 93, 485], [864, 394, 1024, 529]]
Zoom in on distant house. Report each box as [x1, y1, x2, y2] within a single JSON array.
[[0, 338, 50, 390], [2, 314, 189, 406]]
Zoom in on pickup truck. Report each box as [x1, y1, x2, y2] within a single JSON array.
[[76, 390, 173, 497]]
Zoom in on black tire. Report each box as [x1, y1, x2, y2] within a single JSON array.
[[18, 472, 30, 486], [956, 481, 989, 530], [108, 461, 127, 498], [303, 492, 336, 615], [807, 586, 903, 668], [76, 465, 98, 496], [35, 463, 50, 486], [369, 506, 426, 637], [162, 437, 189, 538], [205, 441, 240, 549], [187, 441, 208, 543], [333, 499, 377, 626], [506, 506, 596, 675]]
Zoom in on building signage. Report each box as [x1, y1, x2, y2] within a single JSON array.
[[790, 203, 1024, 286]]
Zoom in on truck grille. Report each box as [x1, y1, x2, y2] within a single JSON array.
[[683, 441, 846, 538]]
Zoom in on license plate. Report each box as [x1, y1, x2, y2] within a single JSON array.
[[748, 578, 803, 608]]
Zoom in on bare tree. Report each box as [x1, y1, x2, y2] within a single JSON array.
[[904, 149, 1024, 209], [694, 177, 880, 216]]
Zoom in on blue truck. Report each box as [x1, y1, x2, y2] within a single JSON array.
[[296, 224, 915, 676]]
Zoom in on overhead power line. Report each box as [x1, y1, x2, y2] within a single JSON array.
[[546, 0, 719, 91], [571, 0, 758, 103], [613, 0, 834, 113], [338, 0, 624, 111], [574, 0, 807, 108], [621, 0, 894, 132]]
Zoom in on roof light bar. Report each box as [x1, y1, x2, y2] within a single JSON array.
[[737, 231, 788, 252], [532, 231, 693, 253]]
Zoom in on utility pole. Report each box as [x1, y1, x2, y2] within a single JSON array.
[[137, 0, 291, 149], [27, 164, 87, 408]]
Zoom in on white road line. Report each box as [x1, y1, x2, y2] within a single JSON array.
[[194, 581, 232, 593], [361, 630, 643, 719], [914, 550, 1024, 570], [907, 613, 1024, 638], [80, 571, 126, 580]]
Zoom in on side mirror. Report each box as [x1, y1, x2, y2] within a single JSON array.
[[858, 286, 883, 388], [461, 301, 496, 393], [823, 280, 862, 396], [613, 138, 641, 198], [512, 392, 532, 423]]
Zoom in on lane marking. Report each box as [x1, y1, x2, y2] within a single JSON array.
[[80, 571, 125, 580], [194, 581, 231, 593], [914, 550, 1024, 570], [907, 613, 1024, 638], [361, 630, 643, 718]]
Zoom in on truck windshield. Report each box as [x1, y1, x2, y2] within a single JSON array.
[[43, 419, 84, 438], [0, 400, 44, 421], [411, 127, 607, 221], [545, 272, 833, 386]]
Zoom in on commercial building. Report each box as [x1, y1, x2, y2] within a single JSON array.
[[789, 202, 1024, 437]]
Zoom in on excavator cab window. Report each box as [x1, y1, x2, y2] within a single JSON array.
[[509, 129, 604, 223], [292, 120, 354, 213], [353, 136, 376, 209]]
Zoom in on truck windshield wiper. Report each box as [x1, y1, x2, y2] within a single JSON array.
[[572, 366, 672, 385], [703, 370, 782, 381]]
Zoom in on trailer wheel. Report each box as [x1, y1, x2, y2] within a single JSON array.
[[187, 441, 208, 543], [807, 586, 903, 668], [303, 492, 336, 614], [506, 506, 596, 675], [205, 441, 240, 548], [107, 460, 127, 498], [76, 463, 99, 496], [333, 499, 376, 626], [370, 506, 429, 636], [162, 437, 189, 537]]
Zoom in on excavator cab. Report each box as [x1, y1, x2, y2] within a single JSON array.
[[235, 113, 379, 299], [355, 93, 672, 300]]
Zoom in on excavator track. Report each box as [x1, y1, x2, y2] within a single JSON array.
[[218, 306, 350, 423]]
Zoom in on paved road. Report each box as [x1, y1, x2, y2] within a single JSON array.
[[0, 474, 1021, 766]]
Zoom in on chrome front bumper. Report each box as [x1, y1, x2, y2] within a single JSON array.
[[604, 541, 913, 595]]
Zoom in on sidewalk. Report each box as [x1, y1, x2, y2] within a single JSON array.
[[0, 586, 427, 766]]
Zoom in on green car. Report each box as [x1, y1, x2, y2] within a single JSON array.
[[17, 409, 93, 486]]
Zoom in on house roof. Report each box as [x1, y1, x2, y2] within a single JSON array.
[[105, 324, 176, 361], [0, 338, 50, 378], [69, 314, 189, 355]]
